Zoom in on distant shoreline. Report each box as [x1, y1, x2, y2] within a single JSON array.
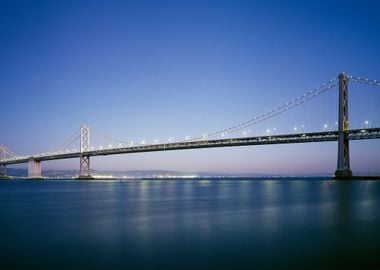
[[3, 176, 380, 181]]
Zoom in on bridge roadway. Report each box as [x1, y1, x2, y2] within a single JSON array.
[[1, 128, 380, 166]]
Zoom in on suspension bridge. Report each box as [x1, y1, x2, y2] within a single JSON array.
[[1, 73, 379, 179]]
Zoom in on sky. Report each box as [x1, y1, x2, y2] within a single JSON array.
[[1, 0, 380, 175]]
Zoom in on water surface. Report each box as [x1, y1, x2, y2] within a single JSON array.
[[0, 179, 379, 269]]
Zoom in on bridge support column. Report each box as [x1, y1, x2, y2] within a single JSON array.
[[77, 125, 93, 179], [78, 155, 93, 179], [335, 73, 353, 179], [0, 146, 7, 179], [28, 158, 42, 179], [0, 165, 8, 179]]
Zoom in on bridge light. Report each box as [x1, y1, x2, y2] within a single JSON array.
[[154, 138, 159, 143], [266, 129, 271, 133], [108, 144, 112, 148], [185, 136, 190, 141], [141, 140, 146, 145], [168, 138, 174, 142], [293, 127, 297, 131], [363, 120, 370, 128]]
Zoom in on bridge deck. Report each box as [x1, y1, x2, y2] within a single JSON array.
[[1, 128, 380, 166]]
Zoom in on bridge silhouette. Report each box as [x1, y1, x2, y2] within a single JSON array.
[[1, 73, 379, 179]]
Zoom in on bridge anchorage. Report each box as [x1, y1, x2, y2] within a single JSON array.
[[28, 158, 42, 179], [0, 72, 379, 180]]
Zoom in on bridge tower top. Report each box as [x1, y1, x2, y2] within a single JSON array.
[[80, 125, 90, 153]]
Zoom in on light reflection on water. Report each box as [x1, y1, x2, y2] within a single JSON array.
[[0, 179, 379, 269]]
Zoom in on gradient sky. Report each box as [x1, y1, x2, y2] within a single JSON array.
[[1, 0, 380, 174]]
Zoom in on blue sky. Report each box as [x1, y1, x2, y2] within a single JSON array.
[[1, 0, 380, 174]]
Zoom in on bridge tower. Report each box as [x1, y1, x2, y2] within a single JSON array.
[[0, 146, 7, 178], [78, 125, 93, 179], [335, 73, 353, 178]]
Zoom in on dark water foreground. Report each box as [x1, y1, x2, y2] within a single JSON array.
[[0, 179, 379, 270]]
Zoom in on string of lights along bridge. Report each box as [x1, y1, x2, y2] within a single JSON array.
[[1, 73, 380, 179]]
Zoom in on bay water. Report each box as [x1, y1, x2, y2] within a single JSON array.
[[0, 179, 379, 269]]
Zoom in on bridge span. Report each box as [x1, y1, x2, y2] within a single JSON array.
[[1, 128, 379, 179], [1, 73, 380, 179]]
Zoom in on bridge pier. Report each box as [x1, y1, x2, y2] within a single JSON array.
[[28, 158, 42, 179], [335, 73, 353, 179], [78, 155, 93, 179], [0, 164, 8, 179], [0, 146, 7, 179]]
